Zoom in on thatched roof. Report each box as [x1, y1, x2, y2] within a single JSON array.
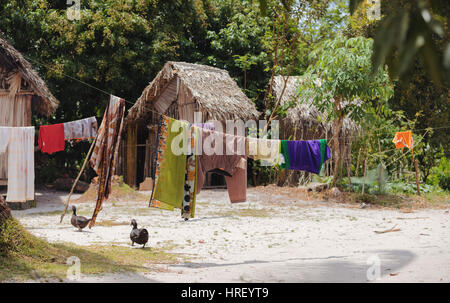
[[272, 75, 359, 136], [0, 36, 59, 116], [126, 61, 259, 124]]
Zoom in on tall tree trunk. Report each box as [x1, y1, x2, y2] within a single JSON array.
[[332, 96, 344, 187], [0, 195, 11, 226]]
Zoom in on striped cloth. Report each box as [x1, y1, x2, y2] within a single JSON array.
[[89, 95, 125, 227], [64, 117, 98, 141]]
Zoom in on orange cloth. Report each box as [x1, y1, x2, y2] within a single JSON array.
[[393, 131, 413, 149]]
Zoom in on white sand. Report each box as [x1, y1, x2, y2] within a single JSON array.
[[11, 187, 450, 283]]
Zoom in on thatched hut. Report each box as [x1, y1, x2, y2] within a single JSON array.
[[0, 37, 59, 188], [271, 75, 359, 183], [121, 61, 259, 188], [272, 75, 358, 141]]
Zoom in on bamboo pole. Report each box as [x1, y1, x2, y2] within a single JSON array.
[[411, 148, 421, 196], [361, 145, 369, 195], [355, 147, 362, 177], [59, 136, 97, 223]]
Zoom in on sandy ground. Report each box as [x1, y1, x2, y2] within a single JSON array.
[[7, 186, 450, 283]]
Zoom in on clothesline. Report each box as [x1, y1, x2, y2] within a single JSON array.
[[22, 53, 450, 141]]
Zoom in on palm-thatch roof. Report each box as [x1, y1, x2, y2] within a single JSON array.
[[0, 36, 59, 116], [126, 61, 259, 124], [272, 75, 359, 139]]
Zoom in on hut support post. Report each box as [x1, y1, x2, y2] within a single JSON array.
[[412, 148, 421, 196], [59, 136, 97, 223], [126, 124, 138, 188]]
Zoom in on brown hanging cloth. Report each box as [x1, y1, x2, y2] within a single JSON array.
[[88, 95, 125, 228]]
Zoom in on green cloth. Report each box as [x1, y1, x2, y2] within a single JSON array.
[[153, 118, 188, 209], [319, 139, 328, 174], [280, 140, 290, 169]]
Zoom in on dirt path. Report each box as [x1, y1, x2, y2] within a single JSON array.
[[12, 187, 450, 282]]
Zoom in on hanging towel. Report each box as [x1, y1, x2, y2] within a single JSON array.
[[6, 127, 34, 202], [247, 137, 280, 166], [393, 131, 413, 149], [279, 140, 290, 169], [38, 123, 65, 154], [150, 116, 189, 210], [89, 95, 125, 228], [64, 117, 98, 141], [286, 140, 331, 174], [0, 127, 12, 153], [319, 139, 329, 173], [196, 128, 247, 203]]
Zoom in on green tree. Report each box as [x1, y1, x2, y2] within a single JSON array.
[[298, 35, 394, 186], [0, 0, 215, 182], [346, 0, 450, 182]]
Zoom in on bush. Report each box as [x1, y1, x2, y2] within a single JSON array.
[[439, 175, 450, 191], [385, 182, 440, 194], [427, 157, 450, 191]]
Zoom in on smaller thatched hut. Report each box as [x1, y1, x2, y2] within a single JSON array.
[[121, 61, 259, 188], [0, 37, 59, 189], [271, 75, 358, 141], [271, 75, 359, 183]]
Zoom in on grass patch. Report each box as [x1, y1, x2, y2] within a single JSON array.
[[74, 177, 148, 204], [351, 191, 450, 209], [94, 220, 129, 227], [27, 210, 65, 217], [0, 218, 183, 282]]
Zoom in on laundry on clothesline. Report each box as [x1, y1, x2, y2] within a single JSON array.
[[196, 127, 247, 203], [247, 137, 280, 166], [38, 117, 99, 154], [64, 116, 98, 141], [393, 131, 413, 150], [279, 139, 331, 174], [150, 115, 189, 211], [89, 95, 125, 228], [148, 114, 332, 218], [38, 123, 65, 154], [149, 115, 249, 219], [192, 122, 215, 130], [0, 126, 35, 202]]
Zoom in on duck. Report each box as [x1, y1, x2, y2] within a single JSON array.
[[130, 219, 149, 248], [71, 205, 91, 231]]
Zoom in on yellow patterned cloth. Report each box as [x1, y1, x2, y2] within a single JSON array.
[[150, 115, 189, 210]]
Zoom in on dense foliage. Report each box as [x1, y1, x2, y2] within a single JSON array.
[[0, 0, 448, 191]]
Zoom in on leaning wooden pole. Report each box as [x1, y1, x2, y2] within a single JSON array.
[[411, 148, 421, 196], [60, 136, 97, 223]]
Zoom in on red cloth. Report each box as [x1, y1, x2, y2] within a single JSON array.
[[38, 124, 65, 154]]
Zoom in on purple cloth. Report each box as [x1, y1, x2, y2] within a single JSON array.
[[287, 140, 330, 174], [192, 123, 215, 130]]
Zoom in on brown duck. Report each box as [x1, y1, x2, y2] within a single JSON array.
[[71, 205, 91, 231], [130, 219, 149, 248]]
